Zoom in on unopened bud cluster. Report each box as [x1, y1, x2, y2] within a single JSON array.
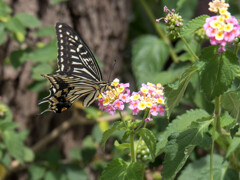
[[136, 140, 150, 162], [156, 6, 183, 39]]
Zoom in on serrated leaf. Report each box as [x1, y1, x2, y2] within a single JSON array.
[[222, 91, 240, 122], [220, 112, 235, 127], [35, 27, 55, 37], [31, 63, 53, 80], [181, 15, 209, 38], [28, 40, 57, 63], [101, 121, 124, 150], [101, 159, 144, 180], [178, 154, 228, 180], [199, 47, 239, 100], [157, 109, 209, 155], [2, 131, 25, 163], [132, 35, 169, 86], [138, 128, 156, 160], [226, 137, 240, 158], [114, 140, 129, 151], [15, 13, 41, 28], [164, 63, 200, 118], [162, 119, 212, 179]]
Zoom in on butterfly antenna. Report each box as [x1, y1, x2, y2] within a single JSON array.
[[108, 59, 117, 83]]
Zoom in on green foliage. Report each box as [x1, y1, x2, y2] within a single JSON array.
[[15, 13, 41, 28], [181, 15, 209, 39], [101, 121, 125, 150], [101, 158, 144, 180], [199, 47, 239, 100], [0, 0, 12, 21], [132, 35, 169, 86], [35, 27, 55, 37], [157, 109, 210, 155], [138, 128, 156, 161], [31, 63, 53, 80], [164, 63, 200, 118], [162, 118, 212, 179], [50, 0, 68, 5], [178, 155, 230, 180], [222, 91, 240, 122]]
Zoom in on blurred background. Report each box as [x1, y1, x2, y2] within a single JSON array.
[[0, 0, 239, 179]]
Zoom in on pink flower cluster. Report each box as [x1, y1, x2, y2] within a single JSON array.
[[98, 78, 130, 115], [129, 83, 165, 121], [98, 80, 165, 121], [203, 3, 240, 52]]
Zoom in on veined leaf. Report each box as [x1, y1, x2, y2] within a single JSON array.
[[222, 91, 240, 122], [181, 15, 209, 38], [138, 128, 156, 161], [164, 62, 200, 118], [101, 121, 125, 150], [162, 118, 212, 179], [101, 159, 144, 180], [157, 109, 209, 155], [199, 47, 239, 100], [178, 155, 229, 180]]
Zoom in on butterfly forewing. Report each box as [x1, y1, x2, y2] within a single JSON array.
[[56, 23, 103, 81], [38, 23, 108, 113]]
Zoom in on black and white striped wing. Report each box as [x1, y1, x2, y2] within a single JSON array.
[[56, 22, 102, 82]]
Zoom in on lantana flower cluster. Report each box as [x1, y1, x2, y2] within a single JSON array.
[[203, 0, 240, 52], [98, 78, 130, 115], [98, 80, 165, 121], [129, 83, 165, 122]]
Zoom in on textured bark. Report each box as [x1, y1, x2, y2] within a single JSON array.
[[1, 1, 130, 179]]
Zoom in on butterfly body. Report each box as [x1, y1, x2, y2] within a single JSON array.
[[38, 23, 109, 113]]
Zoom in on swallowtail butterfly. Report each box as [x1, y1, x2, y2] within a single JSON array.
[[38, 22, 109, 113]]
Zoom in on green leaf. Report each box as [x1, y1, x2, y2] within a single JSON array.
[[114, 141, 130, 151], [4, 16, 26, 35], [15, 13, 41, 28], [35, 27, 55, 37], [0, 121, 18, 131], [162, 119, 212, 179], [164, 63, 200, 118], [69, 147, 81, 161], [226, 137, 240, 158], [199, 47, 239, 100], [81, 136, 96, 164], [101, 159, 144, 180], [65, 165, 88, 180], [138, 128, 156, 160], [101, 121, 124, 150], [31, 63, 53, 81], [29, 164, 46, 180], [28, 40, 57, 63], [10, 49, 29, 69], [181, 15, 209, 38], [2, 131, 25, 163], [23, 147, 34, 162], [178, 154, 228, 180], [28, 80, 47, 92], [0, 0, 12, 20], [44, 170, 59, 180], [132, 35, 169, 86], [50, 0, 68, 5], [157, 109, 209, 155], [220, 112, 235, 128], [222, 91, 240, 122], [0, 23, 6, 45]]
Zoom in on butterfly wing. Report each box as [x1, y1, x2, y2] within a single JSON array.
[[56, 22, 103, 82], [38, 23, 108, 113]]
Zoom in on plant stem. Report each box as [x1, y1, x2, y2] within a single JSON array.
[[134, 109, 149, 132], [139, 0, 179, 63], [180, 35, 199, 61], [234, 44, 239, 55], [118, 110, 127, 128], [210, 97, 221, 180], [130, 132, 136, 163]]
